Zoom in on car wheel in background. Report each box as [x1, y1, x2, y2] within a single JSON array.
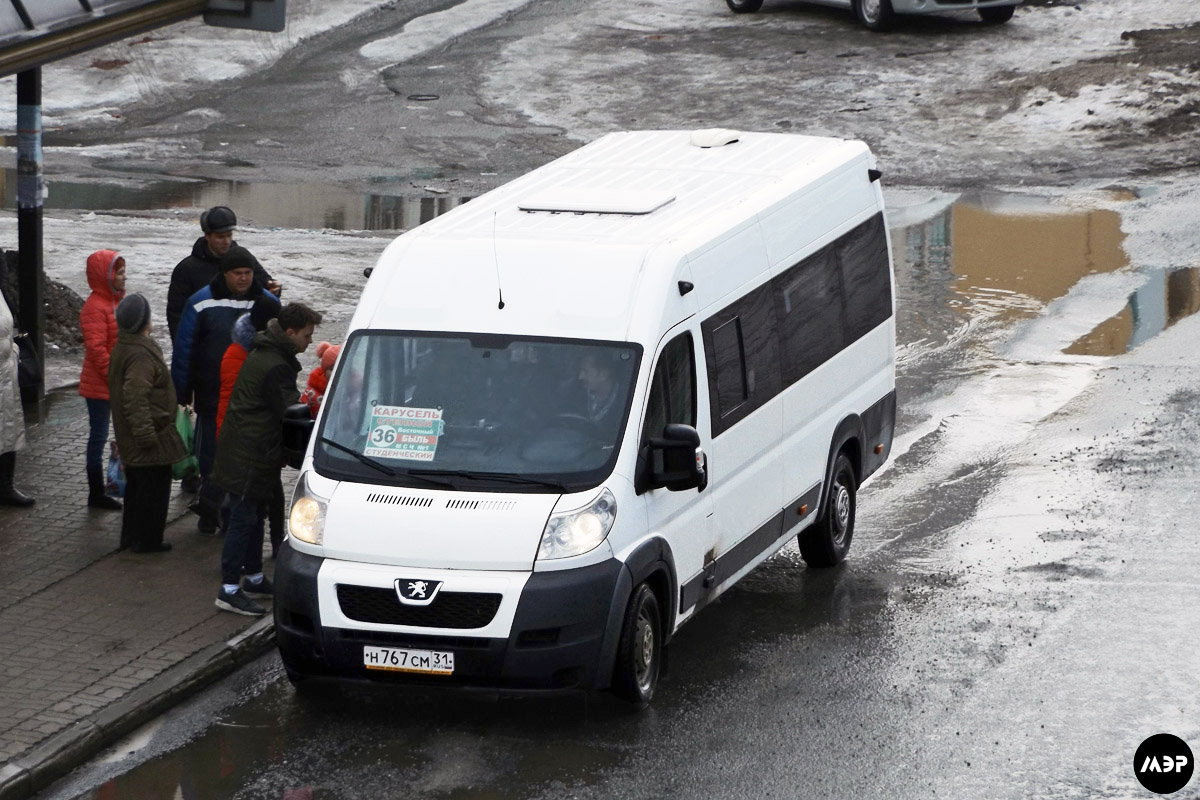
[[853, 0, 896, 31], [726, 0, 765, 13], [978, 4, 1016, 23]]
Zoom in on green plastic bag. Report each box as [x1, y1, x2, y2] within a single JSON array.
[[172, 408, 199, 480]]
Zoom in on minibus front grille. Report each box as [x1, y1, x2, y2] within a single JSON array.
[[366, 492, 434, 507], [336, 585, 502, 629], [445, 499, 517, 512]]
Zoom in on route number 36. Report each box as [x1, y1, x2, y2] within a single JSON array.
[[370, 426, 397, 445]]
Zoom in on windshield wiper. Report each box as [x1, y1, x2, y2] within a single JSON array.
[[319, 437, 396, 477], [406, 469, 570, 492], [319, 438, 459, 488]]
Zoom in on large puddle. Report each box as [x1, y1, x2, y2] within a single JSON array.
[[890, 190, 1199, 355], [0, 170, 471, 231]]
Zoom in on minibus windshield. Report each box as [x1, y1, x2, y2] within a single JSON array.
[[313, 331, 642, 491]]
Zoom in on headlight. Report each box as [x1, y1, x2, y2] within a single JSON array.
[[537, 488, 617, 560], [288, 472, 328, 545]]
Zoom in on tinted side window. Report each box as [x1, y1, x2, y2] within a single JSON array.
[[774, 242, 845, 385], [700, 212, 892, 437], [709, 317, 745, 418], [641, 333, 697, 442], [839, 214, 892, 343], [702, 281, 782, 436]]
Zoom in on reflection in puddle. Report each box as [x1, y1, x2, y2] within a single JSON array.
[[0, 170, 469, 231], [892, 192, 1129, 324], [75, 678, 628, 800], [1064, 266, 1200, 356], [893, 191, 1200, 357]]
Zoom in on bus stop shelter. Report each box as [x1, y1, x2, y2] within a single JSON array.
[[0, 0, 284, 408]]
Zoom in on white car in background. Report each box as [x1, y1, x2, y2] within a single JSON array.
[[725, 0, 1021, 31]]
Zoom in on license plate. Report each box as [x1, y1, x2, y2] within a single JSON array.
[[363, 645, 454, 675]]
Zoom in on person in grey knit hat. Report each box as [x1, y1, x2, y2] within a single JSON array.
[[114, 292, 150, 335], [108, 294, 187, 552]]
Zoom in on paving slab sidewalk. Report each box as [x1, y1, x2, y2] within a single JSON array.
[[0, 389, 278, 800]]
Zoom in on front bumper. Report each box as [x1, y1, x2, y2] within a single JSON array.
[[892, 0, 1018, 11], [274, 543, 629, 692]]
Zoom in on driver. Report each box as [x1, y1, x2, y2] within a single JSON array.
[[578, 352, 621, 428]]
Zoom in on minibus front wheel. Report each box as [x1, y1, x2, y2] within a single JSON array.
[[800, 453, 857, 567], [611, 583, 662, 706]]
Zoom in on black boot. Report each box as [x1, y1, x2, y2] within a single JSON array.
[[87, 464, 122, 510], [0, 451, 35, 507]]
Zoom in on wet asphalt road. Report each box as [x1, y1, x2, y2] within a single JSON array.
[[33, 1, 1200, 797], [41, 189, 1200, 800]]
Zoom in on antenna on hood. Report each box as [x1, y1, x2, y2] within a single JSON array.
[[492, 211, 505, 310]]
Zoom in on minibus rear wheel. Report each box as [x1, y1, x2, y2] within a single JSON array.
[[978, 4, 1015, 23], [800, 453, 857, 567], [725, 0, 764, 12], [612, 583, 662, 706]]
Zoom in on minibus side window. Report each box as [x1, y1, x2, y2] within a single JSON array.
[[838, 214, 893, 343], [641, 333, 697, 442], [702, 280, 783, 435], [709, 318, 745, 418], [774, 242, 845, 385]]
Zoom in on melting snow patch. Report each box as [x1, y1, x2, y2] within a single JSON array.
[[359, 0, 537, 64]]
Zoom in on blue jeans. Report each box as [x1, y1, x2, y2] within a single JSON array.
[[221, 494, 266, 585], [85, 399, 110, 472]]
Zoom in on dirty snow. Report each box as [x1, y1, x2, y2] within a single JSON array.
[[358, 0, 537, 63]]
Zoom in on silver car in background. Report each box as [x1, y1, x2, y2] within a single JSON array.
[[725, 0, 1021, 31]]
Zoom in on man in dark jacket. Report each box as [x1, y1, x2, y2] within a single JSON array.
[[165, 206, 279, 344], [172, 244, 280, 534], [212, 302, 322, 615]]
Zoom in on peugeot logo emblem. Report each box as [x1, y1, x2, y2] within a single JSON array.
[[395, 578, 443, 606]]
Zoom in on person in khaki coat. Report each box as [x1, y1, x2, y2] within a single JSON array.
[[108, 294, 186, 553]]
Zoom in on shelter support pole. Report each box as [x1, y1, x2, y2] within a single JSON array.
[[16, 67, 43, 412]]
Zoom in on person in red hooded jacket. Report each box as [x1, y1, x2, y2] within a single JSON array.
[[79, 249, 126, 510]]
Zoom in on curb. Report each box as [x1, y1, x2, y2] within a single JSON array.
[[0, 618, 276, 800]]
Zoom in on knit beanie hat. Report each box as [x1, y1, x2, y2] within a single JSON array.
[[219, 244, 256, 274], [250, 299, 278, 330], [115, 293, 151, 334]]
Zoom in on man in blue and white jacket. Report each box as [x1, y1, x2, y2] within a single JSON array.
[[172, 244, 279, 534]]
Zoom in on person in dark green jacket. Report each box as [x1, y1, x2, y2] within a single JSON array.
[[212, 302, 322, 616], [108, 294, 187, 553]]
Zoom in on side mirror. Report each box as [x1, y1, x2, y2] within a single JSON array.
[[282, 403, 314, 469], [637, 423, 707, 494]]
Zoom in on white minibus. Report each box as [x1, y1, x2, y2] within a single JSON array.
[[276, 129, 896, 705]]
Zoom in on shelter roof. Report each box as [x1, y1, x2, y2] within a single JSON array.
[[0, 0, 202, 78]]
